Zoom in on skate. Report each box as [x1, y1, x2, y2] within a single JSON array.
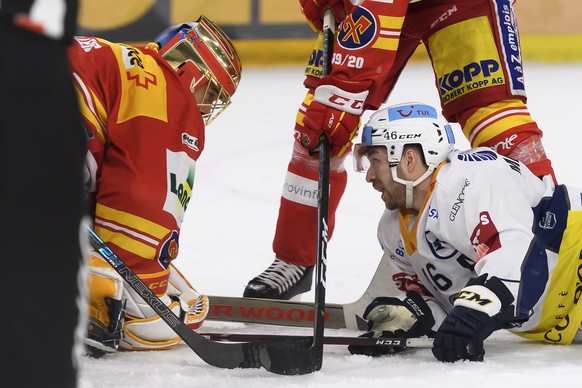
[[243, 259, 314, 300]]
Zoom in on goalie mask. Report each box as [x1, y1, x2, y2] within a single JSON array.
[[154, 16, 242, 125], [354, 102, 455, 207]]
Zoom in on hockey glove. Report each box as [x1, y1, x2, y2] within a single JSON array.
[[297, 85, 366, 157], [299, 0, 350, 31], [175, 293, 209, 330], [432, 275, 515, 362], [168, 264, 209, 330], [348, 292, 436, 357]]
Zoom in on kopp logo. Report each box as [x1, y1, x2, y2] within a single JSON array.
[[338, 7, 376, 50]]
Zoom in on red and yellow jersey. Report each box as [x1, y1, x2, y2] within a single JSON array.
[[69, 37, 204, 294], [312, 0, 528, 119], [329, 0, 409, 106]]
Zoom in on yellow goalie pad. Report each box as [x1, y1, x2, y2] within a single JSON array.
[[87, 253, 124, 328], [87, 254, 208, 351]]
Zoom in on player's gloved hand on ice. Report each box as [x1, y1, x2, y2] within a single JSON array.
[[299, 0, 349, 31], [348, 292, 436, 357], [432, 275, 515, 362], [297, 84, 366, 157]]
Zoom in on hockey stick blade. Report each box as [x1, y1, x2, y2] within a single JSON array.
[[202, 333, 434, 350], [87, 226, 324, 375], [207, 251, 404, 331], [207, 295, 368, 330]]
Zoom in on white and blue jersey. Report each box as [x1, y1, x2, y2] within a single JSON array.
[[378, 147, 582, 343]]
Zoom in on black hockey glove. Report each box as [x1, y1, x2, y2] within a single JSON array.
[[432, 275, 515, 362], [348, 292, 435, 357]]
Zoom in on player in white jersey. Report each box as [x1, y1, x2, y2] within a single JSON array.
[[349, 102, 582, 362]]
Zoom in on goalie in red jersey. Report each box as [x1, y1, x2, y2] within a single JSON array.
[[69, 16, 242, 356], [244, 0, 556, 300]]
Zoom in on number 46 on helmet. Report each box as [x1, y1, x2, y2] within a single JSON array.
[[354, 102, 455, 176]]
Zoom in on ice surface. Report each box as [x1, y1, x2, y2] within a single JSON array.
[[79, 62, 582, 388]]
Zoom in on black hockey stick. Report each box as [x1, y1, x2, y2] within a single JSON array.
[[303, 7, 336, 372], [87, 226, 329, 375], [201, 333, 433, 350]]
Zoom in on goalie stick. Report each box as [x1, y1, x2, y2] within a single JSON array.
[[87, 226, 328, 375]]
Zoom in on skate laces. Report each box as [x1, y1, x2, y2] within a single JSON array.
[[255, 259, 307, 294]]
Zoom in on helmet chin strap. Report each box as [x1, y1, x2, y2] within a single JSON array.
[[391, 166, 434, 209]]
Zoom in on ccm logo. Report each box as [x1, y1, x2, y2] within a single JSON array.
[[148, 280, 168, 290], [456, 290, 492, 306], [328, 93, 364, 111]]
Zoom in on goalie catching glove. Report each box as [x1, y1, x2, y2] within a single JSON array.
[[348, 292, 436, 357], [432, 274, 515, 362], [297, 85, 366, 157]]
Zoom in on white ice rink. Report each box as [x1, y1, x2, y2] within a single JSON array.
[[80, 62, 582, 388]]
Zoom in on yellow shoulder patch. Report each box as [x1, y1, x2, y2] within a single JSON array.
[[108, 42, 169, 124]]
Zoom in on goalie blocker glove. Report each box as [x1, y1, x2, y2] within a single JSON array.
[[348, 291, 436, 357], [432, 274, 516, 362]]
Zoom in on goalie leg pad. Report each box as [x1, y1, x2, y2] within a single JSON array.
[[120, 295, 209, 350], [86, 253, 126, 357], [121, 299, 183, 350], [119, 264, 209, 350], [87, 255, 208, 351]]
